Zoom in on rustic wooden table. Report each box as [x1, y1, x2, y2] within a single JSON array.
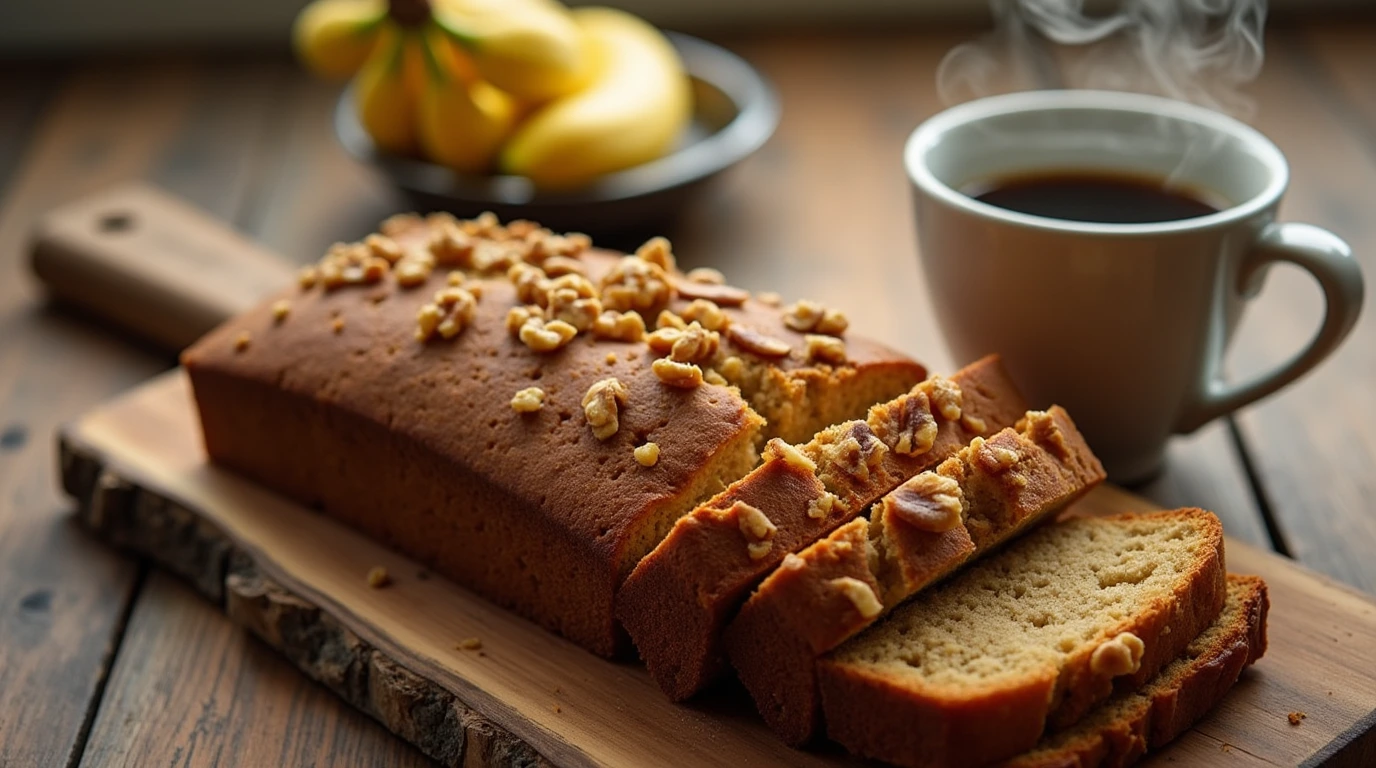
[[1, 22, 1373, 767]]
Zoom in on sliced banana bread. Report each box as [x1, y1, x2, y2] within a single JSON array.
[[726, 406, 1105, 745], [819, 509, 1228, 768], [184, 213, 925, 657], [615, 356, 1029, 699], [1005, 574, 1268, 768]]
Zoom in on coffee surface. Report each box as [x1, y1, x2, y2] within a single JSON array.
[[968, 171, 1221, 224]]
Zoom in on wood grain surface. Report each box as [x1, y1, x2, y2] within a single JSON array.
[[60, 371, 1376, 767], [1, 21, 1374, 766]]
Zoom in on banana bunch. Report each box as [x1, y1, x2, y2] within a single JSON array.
[[293, 0, 691, 187]]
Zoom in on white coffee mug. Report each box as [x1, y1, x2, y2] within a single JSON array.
[[906, 90, 1364, 482]]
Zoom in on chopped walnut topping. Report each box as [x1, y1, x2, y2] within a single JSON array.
[[765, 438, 818, 473], [464, 211, 500, 237], [718, 355, 745, 382], [506, 305, 543, 335], [884, 472, 964, 532], [646, 326, 681, 355], [446, 271, 465, 286], [332, 317, 346, 334], [756, 291, 782, 307], [821, 423, 889, 483], [976, 439, 1021, 472], [366, 566, 391, 588], [509, 263, 550, 305], [546, 287, 602, 332], [541, 255, 586, 277], [394, 258, 433, 288], [961, 413, 987, 434], [511, 387, 545, 413], [316, 242, 391, 290], [364, 233, 404, 263], [655, 310, 687, 330], [733, 501, 776, 559], [582, 378, 628, 440], [634, 442, 660, 467], [669, 322, 719, 364], [380, 212, 424, 237], [807, 491, 839, 520], [703, 369, 728, 387], [635, 236, 676, 272], [921, 377, 963, 421], [233, 330, 251, 352], [428, 221, 474, 267], [519, 318, 578, 352], [417, 287, 478, 341], [1090, 632, 1145, 677], [680, 299, 731, 332], [652, 358, 704, 388], [805, 334, 847, 364], [831, 577, 883, 619], [591, 310, 646, 342], [600, 255, 673, 312], [870, 391, 938, 456], [685, 267, 725, 284], [782, 553, 805, 571], [271, 300, 291, 323], [727, 325, 791, 358], [298, 267, 318, 289], [783, 299, 849, 335], [674, 280, 749, 307], [471, 240, 522, 273], [1017, 410, 1071, 458]]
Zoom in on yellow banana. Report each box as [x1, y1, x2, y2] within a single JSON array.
[[417, 31, 517, 174], [355, 25, 426, 156], [500, 7, 691, 189], [432, 0, 589, 103], [293, 0, 387, 80]]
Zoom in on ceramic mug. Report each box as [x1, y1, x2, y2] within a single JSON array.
[[905, 90, 1365, 482]]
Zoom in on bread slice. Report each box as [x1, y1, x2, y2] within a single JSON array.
[[1004, 574, 1268, 768], [725, 406, 1105, 745], [615, 356, 1029, 699], [184, 213, 925, 657], [818, 509, 1228, 768]]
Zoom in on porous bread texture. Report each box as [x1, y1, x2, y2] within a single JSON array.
[[183, 213, 924, 657], [819, 509, 1228, 768], [1005, 574, 1268, 768], [616, 356, 1030, 700], [725, 406, 1106, 745]]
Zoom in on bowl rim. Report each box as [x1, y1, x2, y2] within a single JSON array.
[[334, 31, 780, 207]]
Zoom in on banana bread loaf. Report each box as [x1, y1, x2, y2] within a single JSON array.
[[1004, 574, 1268, 768], [183, 213, 925, 656], [726, 406, 1105, 745], [819, 509, 1228, 768], [615, 356, 1029, 698]]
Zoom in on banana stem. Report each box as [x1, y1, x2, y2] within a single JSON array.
[[388, 0, 430, 28]]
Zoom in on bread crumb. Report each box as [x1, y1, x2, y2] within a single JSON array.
[[233, 331, 251, 352], [511, 387, 546, 413], [366, 566, 390, 588], [457, 637, 483, 651], [271, 300, 291, 323], [1288, 711, 1306, 726], [634, 442, 660, 467], [551, 704, 562, 714], [332, 317, 346, 334], [605, 351, 617, 364]]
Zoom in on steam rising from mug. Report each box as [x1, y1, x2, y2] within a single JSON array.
[[938, 0, 1267, 119]]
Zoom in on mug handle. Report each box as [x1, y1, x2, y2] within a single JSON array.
[[1176, 222, 1365, 434]]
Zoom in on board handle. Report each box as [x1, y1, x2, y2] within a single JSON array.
[[30, 183, 295, 352]]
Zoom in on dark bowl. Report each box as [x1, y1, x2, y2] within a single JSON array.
[[334, 32, 779, 238]]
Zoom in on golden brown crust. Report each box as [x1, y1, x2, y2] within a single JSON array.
[[817, 509, 1228, 768], [183, 216, 920, 656], [1003, 575, 1268, 768], [726, 406, 1105, 745], [616, 356, 1029, 699]]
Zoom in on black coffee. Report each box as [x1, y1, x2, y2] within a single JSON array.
[[966, 171, 1222, 224]]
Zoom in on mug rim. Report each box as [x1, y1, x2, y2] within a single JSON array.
[[904, 89, 1289, 237]]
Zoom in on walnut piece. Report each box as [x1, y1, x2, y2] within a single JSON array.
[[807, 491, 839, 520], [364, 233, 403, 263], [271, 300, 290, 323], [511, 387, 545, 413], [634, 442, 661, 467], [685, 266, 725, 284], [831, 576, 883, 619], [316, 241, 391, 290], [541, 255, 586, 277], [764, 437, 817, 473], [506, 305, 543, 335], [635, 236, 676, 272], [884, 472, 965, 532], [680, 298, 731, 332], [394, 258, 433, 288], [652, 358, 704, 388], [655, 309, 687, 330], [921, 376, 963, 421], [669, 322, 719, 364], [582, 378, 629, 440], [733, 501, 776, 560], [870, 391, 938, 456], [820, 423, 889, 483], [974, 438, 1021, 473], [1018, 409, 1071, 458], [519, 318, 578, 352], [591, 310, 646, 342], [298, 267, 318, 289], [417, 287, 478, 341], [674, 280, 749, 307], [805, 334, 847, 364], [546, 287, 602, 332], [783, 299, 848, 335], [755, 291, 782, 307], [1090, 632, 1145, 677], [600, 255, 673, 312], [727, 325, 791, 358]]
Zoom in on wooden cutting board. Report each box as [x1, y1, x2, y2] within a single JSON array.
[[59, 371, 1376, 768]]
